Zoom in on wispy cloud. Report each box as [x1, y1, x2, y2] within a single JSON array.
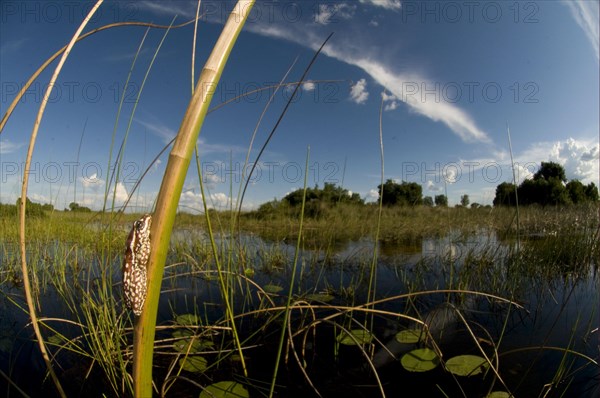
[[0, 38, 28, 56], [135, 118, 176, 144], [350, 78, 369, 104], [0, 139, 23, 154], [564, 0, 599, 62], [246, 22, 490, 144], [314, 3, 356, 25], [137, 1, 196, 19], [345, 56, 490, 143], [359, 0, 402, 11]]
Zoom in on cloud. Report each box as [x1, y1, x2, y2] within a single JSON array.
[[245, 25, 490, 143], [366, 189, 380, 201], [314, 3, 356, 25], [135, 118, 176, 144], [303, 81, 316, 91], [350, 78, 369, 104], [77, 173, 131, 209], [426, 180, 442, 192], [0, 139, 23, 154], [137, 1, 196, 18], [382, 91, 399, 111], [548, 138, 599, 182], [359, 0, 402, 11], [345, 57, 490, 143], [564, 0, 599, 62], [0, 38, 28, 56], [179, 188, 231, 211]]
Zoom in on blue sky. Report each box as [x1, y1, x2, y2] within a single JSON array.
[[1, 0, 598, 212]]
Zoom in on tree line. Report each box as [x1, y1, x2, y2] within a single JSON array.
[[493, 161, 598, 206]]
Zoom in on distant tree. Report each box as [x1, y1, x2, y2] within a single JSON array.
[[566, 180, 586, 204], [68, 202, 92, 212], [494, 162, 574, 207], [423, 196, 434, 207], [460, 194, 470, 207], [470, 202, 481, 209], [280, 183, 364, 218], [585, 182, 599, 202], [41, 203, 54, 211], [493, 182, 517, 206], [15, 197, 46, 217], [434, 194, 448, 207], [377, 179, 423, 206], [533, 161, 567, 183]]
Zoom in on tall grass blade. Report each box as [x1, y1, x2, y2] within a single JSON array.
[[18, 3, 105, 397]]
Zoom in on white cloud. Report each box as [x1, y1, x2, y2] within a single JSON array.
[[367, 188, 380, 201], [314, 3, 356, 25], [179, 189, 232, 211], [548, 138, 599, 182], [244, 8, 490, 143], [359, 0, 402, 11], [77, 173, 131, 209], [135, 118, 176, 144], [426, 180, 442, 192], [350, 78, 369, 104], [303, 81, 316, 91], [0, 139, 23, 154], [384, 101, 398, 111], [137, 1, 195, 18], [346, 57, 490, 143], [564, 0, 599, 62]]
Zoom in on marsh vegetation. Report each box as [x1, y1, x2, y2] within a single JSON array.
[[0, 203, 598, 397]]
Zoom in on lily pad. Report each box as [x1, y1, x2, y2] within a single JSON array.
[[199, 381, 249, 398], [178, 355, 208, 373], [176, 314, 200, 325], [486, 392, 513, 398], [395, 329, 424, 344], [336, 329, 373, 346], [172, 329, 195, 339], [173, 338, 214, 353], [263, 284, 283, 294], [445, 354, 489, 376], [47, 334, 64, 345], [306, 293, 335, 302], [401, 348, 440, 372]]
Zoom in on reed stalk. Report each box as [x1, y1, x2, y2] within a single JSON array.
[[17, 3, 104, 397], [132, 2, 255, 396]]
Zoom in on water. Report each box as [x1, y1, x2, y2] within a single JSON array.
[[0, 231, 598, 397]]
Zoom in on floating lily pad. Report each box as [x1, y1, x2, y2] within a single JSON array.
[[47, 334, 64, 345], [336, 329, 373, 346], [172, 329, 195, 339], [445, 354, 489, 376], [401, 348, 440, 372], [395, 329, 424, 344], [176, 314, 200, 325], [173, 338, 214, 353], [199, 381, 249, 398], [486, 392, 513, 398], [178, 355, 208, 373], [306, 293, 335, 302], [263, 284, 283, 294]]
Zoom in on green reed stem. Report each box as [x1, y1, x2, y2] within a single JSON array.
[[132, 3, 254, 396], [269, 147, 311, 398]]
